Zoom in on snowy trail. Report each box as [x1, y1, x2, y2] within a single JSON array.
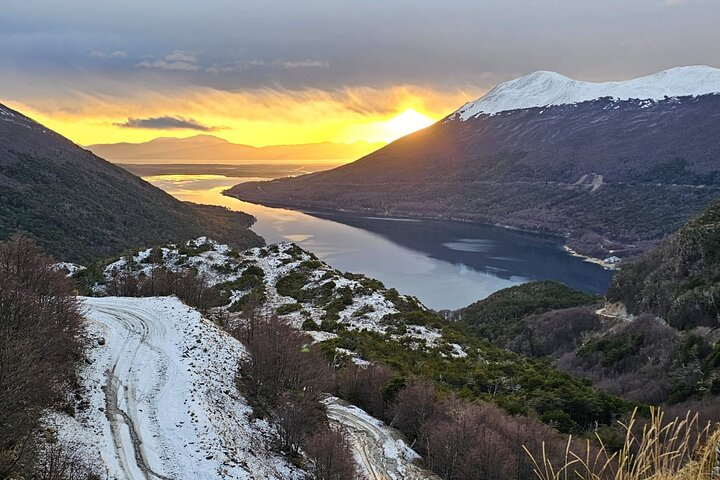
[[94, 303, 176, 480], [55, 296, 301, 480], [323, 397, 439, 480]]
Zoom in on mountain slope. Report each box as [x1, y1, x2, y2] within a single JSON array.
[[227, 66, 720, 258], [88, 135, 384, 162], [607, 196, 720, 330], [0, 103, 262, 263]]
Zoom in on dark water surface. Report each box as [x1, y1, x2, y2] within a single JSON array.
[[144, 174, 613, 310]]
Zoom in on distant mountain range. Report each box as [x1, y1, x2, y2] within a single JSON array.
[[0, 104, 262, 263], [87, 135, 384, 162], [227, 66, 720, 258]]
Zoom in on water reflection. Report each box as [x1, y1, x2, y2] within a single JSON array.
[[144, 174, 612, 310]]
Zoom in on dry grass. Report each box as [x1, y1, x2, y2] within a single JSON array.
[[524, 407, 720, 480]]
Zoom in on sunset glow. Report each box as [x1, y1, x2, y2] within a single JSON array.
[[382, 109, 436, 141], [7, 87, 468, 149]]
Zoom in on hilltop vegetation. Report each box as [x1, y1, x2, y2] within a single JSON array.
[[77, 238, 629, 435], [0, 103, 262, 263]]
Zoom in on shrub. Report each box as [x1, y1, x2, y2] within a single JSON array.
[[277, 303, 302, 315]]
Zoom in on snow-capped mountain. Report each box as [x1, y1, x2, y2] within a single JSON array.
[[455, 65, 720, 119], [227, 65, 720, 260]]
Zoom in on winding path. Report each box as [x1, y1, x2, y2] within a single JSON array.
[[89, 301, 179, 480], [324, 397, 439, 480]]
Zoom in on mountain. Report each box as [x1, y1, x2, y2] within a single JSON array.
[[227, 66, 720, 258], [455, 66, 720, 118], [608, 195, 720, 330], [0, 103, 263, 263], [87, 135, 384, 162]]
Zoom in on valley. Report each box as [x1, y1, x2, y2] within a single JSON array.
[[3, 14, 720, 476], [141, 173, 612, 309]]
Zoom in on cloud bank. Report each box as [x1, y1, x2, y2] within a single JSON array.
[[115, 116, 218, 131]]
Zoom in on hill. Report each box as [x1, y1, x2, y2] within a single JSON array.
[[87, 134, 384, 162], [453, 281, 602, 342], [227, 66, 720, 258], [608, 195, 720, 330], [0, 103, 262, 263]]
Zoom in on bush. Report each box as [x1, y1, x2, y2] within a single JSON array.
[[277, 303, 302, 315]]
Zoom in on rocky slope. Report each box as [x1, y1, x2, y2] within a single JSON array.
[[0, 103, 262, 263], [227, 66, 720, 258]]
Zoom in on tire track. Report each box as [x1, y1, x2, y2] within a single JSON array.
[[92, 305, 176, 480]]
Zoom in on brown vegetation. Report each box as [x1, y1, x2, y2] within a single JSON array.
[[105, 263, 223, 312], [335, 362, 570, 480], [234, 311, 355, 477], [0, 234, 92, 478]]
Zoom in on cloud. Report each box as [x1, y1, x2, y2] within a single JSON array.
[[115, 116, 217, 131], [270, 59, 329, 69], [89, 50, 127, 59], [205, 59, 329, 74], [136, 50, 201, 71]]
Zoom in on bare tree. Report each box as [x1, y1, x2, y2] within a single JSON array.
[[391, 378, 437, 443], [304, 427, 357, 480], [0, 234, 85, 477]]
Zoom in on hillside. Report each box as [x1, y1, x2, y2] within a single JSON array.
[[74, 237, 628, 437], [227, 66, 720, 258], [608, 196, 720, 330], [0, 103, 262, 263], [453, 281, 602, 342], [88, 134, 384, 162], [453, 279, 720, 406]]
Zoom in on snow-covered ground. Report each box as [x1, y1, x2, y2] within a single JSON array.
[[454, 65, 720, 119], [90, 238, 466, 357], [51, 239, 472, 478], [49, 296, 301, 480], [323, 397, 439, 480]]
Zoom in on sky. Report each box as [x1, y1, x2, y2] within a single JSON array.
[[1, 0, 719, 147]]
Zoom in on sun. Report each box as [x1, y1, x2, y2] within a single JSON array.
[[382, 108, 435, 142]]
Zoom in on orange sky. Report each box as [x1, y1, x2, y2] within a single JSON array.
[[8, 84, 480, 148]]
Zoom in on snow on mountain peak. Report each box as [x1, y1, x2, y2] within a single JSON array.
[[455, 65, 720, 120]]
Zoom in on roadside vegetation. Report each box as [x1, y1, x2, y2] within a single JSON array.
[[526, 408, 719, 480], [233, 300, 356, 479], [0, 235, 96, 479]]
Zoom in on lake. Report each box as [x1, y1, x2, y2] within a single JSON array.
[[143, 173, 613, 310]]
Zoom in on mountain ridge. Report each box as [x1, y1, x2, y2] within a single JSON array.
[[227, 67, 720, 259], [0, 102, 263, 263], [88, 135, 385, 161], [455, 65, 720, 119]]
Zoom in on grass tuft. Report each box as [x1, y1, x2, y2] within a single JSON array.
[[525, 407, 719, 480]]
